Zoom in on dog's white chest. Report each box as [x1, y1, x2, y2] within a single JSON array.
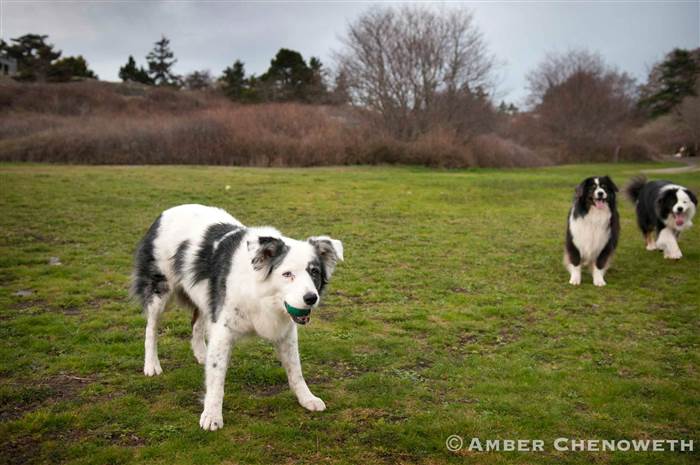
[[570, 207, 611, 263]]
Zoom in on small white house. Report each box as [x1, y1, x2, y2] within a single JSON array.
[[0, 53, 18, 77]]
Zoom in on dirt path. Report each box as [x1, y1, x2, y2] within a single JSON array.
[[642, 157, 700, 175]]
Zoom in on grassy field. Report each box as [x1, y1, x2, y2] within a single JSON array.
[[0, 163, 698, 465]]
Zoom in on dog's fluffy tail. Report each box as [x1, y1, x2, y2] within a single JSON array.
[[625, 175, 647, 203]]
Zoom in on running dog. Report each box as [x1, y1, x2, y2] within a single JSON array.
[[131, 204, 344, 430], [626, 176, 696, 259]]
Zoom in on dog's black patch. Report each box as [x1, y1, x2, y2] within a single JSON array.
[[564, 227, 581, 266], [209, 228, 246, 321], [192, 223, 246, 322], [173, 240, 190, 277], [307, 238, 340, 285], [132, 214, 168, 306], [192, 223, 239, 284], [251, 236, 289, 279], [658, 189, 680, 227], [306, 257, 326, 293]]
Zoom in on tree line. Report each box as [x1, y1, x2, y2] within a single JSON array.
[[1, 5, 698, 154], [0, 33, 341, 104]]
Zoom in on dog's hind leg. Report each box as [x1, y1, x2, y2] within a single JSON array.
[[144, 288, 170, 376], [191, 307, 207, 364], [275, 326, 325, 412], [176, 288, 207, 364]]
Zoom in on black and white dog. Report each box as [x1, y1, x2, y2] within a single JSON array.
[[626, 176, 697, 259], [131, 204, 343, 431], [564, 176, 620, 286]]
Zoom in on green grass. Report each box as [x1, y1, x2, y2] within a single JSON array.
[[0, 163, 698, 465]]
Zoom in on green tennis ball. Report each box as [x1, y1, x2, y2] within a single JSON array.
[[284, 302, 311, 317]]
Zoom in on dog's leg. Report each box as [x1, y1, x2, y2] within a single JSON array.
[[191, 307, 207, 364], [657, 227, 682, 259], [644, 231, 657, 250], [592, 266, 606, 287], [200, 321, 235, 431], [144, 294, 168, 376], [567, 263, 581, 286], [565, 230, 582, 286], [275, 326, 325, 412], [593, 236, 616, 287]]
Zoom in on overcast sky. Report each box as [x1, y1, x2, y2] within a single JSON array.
[[1, 1, 698, 105]]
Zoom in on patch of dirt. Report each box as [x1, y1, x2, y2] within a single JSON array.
[[255, 383, 287, 397], [10, 298, 47, 311], [0, 425, 88, 465], [0, 373, 96, 421], [9, 297, 111, 317]]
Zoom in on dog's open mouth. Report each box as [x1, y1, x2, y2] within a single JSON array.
[[284, 302, 312, 325], [674, 213, 685, 226], [594, 199, 606, 209], [291, 315, 310, 325]]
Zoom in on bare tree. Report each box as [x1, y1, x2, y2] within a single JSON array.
[[335, 5, 496, 139], [525, 50, 607, 108], [526, 50, 637, 157]]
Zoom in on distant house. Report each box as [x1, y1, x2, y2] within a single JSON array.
[[0, 53, 18, 77]]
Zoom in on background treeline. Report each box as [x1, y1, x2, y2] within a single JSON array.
[[0, 6, 698, 167]]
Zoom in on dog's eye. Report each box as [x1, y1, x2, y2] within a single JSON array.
[[282, 271, 293, 278], [310, 268, 319, 276]]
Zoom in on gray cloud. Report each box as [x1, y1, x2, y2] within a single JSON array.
[[2, 1, 698, 105]]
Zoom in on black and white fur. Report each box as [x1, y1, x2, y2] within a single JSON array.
[[131, 204, 344, 431], [626, 176, 697, 259], [564, 176, 620, 286]]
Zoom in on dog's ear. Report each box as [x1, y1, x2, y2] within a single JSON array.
[[574, 179, 586, 199], [248, 236, 289, 278], [685, 188, 698, 206], [602, 176, 619, 192], [307, 236, 344, 280]]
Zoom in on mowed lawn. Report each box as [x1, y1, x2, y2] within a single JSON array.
[[0, 163, 698, 465]]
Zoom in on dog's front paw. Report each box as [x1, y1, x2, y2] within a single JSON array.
[[593, 277, 606, 287], [144, 359, 162, 376], [664, 250, 682, 260], [299, 395, 326, 412], [568, 275, 581, 286], [199, 409, 224, 431], [646, 242, 657, 251]]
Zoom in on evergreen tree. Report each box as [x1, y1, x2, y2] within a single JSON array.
[[305, 56, 327, 102], [638, 48, 700, 117], [48, 55, 97, 82], [1, 34, 61, 81], [260, 48, 313, 101], [146, 35, 179, 86], [119, 55, 153, 84], [220, 60, 251, 101]]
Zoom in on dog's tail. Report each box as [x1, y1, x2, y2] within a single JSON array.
[[625, 175, 647, 203]]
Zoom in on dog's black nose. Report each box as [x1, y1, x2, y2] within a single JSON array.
[[676, 206, 684, 213], [596, 192, 605, 199], [303, 293, 318, 306]]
